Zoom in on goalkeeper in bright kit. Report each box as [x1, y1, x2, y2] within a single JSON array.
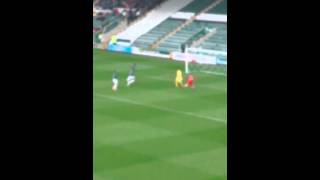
[[127, 63, 136, 87], [175, 69, 183, 88]]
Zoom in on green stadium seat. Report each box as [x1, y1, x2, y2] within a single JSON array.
[[208, 0, 227, 14], [156, 20, 216, 52], [133, 18, 185, 50], [197, 22, 227, 51], [180, 0, 214, 13]]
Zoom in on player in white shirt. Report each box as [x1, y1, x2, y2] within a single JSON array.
[[127, 63, 136, 87], [112, 70, 119, 91]]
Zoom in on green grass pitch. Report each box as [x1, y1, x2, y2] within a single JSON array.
[[93, 49, 227, 180]]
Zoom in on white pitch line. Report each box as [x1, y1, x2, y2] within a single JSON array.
[[200, 70, 227, 76], [95, 93, 226, 124]]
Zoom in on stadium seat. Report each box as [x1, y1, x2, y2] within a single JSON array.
[[133, 18, 184, 50], [207, 0, 227, 14], [156, 20, 217, 53], [180, 0, 214, 13]]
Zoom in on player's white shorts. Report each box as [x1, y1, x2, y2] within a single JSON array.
[[112, 78, 118, 90], [127, 75, 135, 86], [113, 78, 118, 85]]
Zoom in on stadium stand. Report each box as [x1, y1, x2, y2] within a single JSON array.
[[93, 0, 169, 44], [142, 0, 227, 53], [94, 0, 227, 54], [133, 18, 185, 50], [207, 0, 227, 14], [93, 12, 124, 37], [180, 0, 215, 13], [197, 23, 227, 51], [156, 20, 217, 53], [117, 0, 193, 43], [94, 0, 114, 9]]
